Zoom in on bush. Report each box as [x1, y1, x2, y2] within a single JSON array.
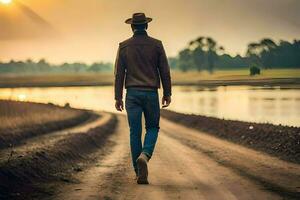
[[250, 66, 261, 76]]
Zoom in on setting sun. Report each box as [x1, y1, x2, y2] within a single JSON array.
[[0, 0, 12, 4]]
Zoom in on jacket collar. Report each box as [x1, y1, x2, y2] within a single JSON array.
[[133, 30, 148, 37]]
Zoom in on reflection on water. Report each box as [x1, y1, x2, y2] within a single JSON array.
[[171, 86, 300, 127], [0, 85, 299, 127]]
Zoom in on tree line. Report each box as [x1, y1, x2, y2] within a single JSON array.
[[0, 59, 113, 74], [0, 37, 299, 74], [170, 37, 300, 72]]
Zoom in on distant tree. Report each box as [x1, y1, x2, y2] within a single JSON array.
[[189, 37, 205, 71], [26, 59, 34, 65], [246, 39, 300, 69], [246, 42, 263, 67], [180, 36, 225, 73], [276, 40, 300, 67], [37, 59, 51, 72], [177, 48, 194, 72], [88, 62, 112, 72], [72, 63, 88, 72], [8, 60, 26, 73], [168, 57, 178, 70], [259, 38, 277, 68], [250, 65, 261, 76], [59, 63, 71, 72], [206, 37, 224, 74]]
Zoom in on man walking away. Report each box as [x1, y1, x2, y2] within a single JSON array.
[[114, 13, 172, 184]]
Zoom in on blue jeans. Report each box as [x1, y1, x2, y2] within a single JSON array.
[[125, 88, 160, 174]]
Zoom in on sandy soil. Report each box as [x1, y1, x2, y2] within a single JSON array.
[[0, 100, 90, 149], [0, 113, 109, 163], [161, 110, 300, 164], [0, 112, 116, 199], [54, 115, 300, 200]]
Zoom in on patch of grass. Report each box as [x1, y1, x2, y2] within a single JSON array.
[[0, 100, 83, 131], [171, 69, 300, 82], [0, 69, 299, 87], [0, 100, 90, 148], [0, 73, 113, 87]]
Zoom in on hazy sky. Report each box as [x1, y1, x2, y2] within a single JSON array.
[[0, 0, 300, 64]]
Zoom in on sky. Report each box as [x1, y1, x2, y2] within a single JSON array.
[[0, 0, 300, 64]]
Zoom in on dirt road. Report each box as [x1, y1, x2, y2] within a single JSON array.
[[56, 115, 300, 200]]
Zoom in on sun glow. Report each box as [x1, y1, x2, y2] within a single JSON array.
[[17, 94, 27, 101], [0, 0, 12, 5]]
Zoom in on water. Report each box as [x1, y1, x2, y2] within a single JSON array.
[[0, 85, 299, 127]]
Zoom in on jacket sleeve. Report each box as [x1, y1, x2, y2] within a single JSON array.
[[158, 42, 172, 97], [114, 45, 126, 101]]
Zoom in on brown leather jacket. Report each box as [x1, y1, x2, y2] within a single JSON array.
[[114, 30, 172, 100]]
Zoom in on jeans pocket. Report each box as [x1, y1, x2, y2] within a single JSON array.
[[148, 92, 159, 105], [125, 93, 139, 110]]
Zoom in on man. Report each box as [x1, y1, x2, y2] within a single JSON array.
[[114, 13, 172, 184]]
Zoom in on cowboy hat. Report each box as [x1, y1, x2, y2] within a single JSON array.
[[125, 13, 152, 24]]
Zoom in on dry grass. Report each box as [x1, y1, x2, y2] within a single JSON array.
[[0, 73, 113, 87], [0, 100, 90, 148], [0, 69, 299, 87], [0, 100, 82, 131], [171, 69, 300, 83]]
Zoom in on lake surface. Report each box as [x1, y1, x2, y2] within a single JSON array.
[[0, 85, 299, 127]]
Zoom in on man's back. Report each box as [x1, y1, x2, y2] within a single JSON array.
[[114, 30, 171, 100]]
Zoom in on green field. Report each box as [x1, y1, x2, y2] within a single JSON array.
[[172, 69, 300, 82], [0, 69, 299, 87]]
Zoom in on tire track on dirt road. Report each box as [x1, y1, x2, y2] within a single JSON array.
[[160, 117, 300, 200], [0, 112, 117, 200], [56, 115, 131, 200], [55, 114, 286, 200], [0, 112, 109, 163]]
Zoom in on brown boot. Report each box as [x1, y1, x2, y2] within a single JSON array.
[[136, 153, 149, 184]]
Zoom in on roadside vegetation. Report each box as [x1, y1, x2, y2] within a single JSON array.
[[0, 101, 118, 199], [161, 110, 300, 164], [0, 69, 299, 88], [0, 100, 91, 148]]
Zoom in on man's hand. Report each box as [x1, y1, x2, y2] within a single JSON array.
[[162, 96, 171, 108], [115, 100, 124, 112]]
